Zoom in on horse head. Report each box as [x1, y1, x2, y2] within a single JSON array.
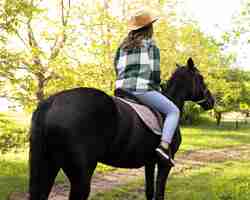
[[162, 58, 215, 110]]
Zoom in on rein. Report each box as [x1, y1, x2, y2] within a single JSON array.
[[194, 98, 207, 104], [192, 74, 208, 104]]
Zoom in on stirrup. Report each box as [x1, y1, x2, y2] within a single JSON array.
[[156, 146, 175, 167]]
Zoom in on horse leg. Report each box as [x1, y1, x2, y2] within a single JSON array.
[[154, 163, 172, 200], [145, 162, 156, 200], [62, 161, 97, 200], [41, 160, 60, 199]]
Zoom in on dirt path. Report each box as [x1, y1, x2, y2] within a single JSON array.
[[9, 145, 250, 200]]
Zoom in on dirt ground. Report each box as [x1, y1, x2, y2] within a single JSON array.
[[8, 145, 250, 200]]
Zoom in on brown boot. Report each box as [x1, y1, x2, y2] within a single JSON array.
[[156, 142, 175, 167]]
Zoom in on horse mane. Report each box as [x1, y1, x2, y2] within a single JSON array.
[[161, 64, 200, 95], [162, 67, 185, 90]]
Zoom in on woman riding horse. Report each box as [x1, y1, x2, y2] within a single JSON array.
[[114, 10, 180, 167], [29, 59, 214, 200], [29, 10, 215, 200]]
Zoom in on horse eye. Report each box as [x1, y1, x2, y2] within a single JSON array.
[[198, 75, 204, 82]]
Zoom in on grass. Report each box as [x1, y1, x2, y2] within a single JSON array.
[[0, 151, 29, 199], [0, 114, 250, 199], [91, 119, 250, 200], [91, 160, 250, 200], [166, 160, 250, 200], [179, 119, 250, 153], [0, 151, 113, 199]]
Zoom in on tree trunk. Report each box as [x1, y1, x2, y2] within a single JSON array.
[[36, 73, 45, 102], [235, 120, 239, 129], [215, 111, 222, 126]]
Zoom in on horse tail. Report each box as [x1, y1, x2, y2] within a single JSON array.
[[29, 97, 54, 199]]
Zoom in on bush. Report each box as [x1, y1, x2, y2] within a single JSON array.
[[181, 102, 203, 125], [0, 113, 28, 154]]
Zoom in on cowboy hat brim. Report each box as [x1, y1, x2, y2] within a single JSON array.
[[128, 17, 159, 31]]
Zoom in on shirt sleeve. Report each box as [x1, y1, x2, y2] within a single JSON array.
[[149, 45, 161, 85]]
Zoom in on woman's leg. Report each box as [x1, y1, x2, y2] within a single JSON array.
[[134, 91, 180, 144], [134, 91, 180, 166]]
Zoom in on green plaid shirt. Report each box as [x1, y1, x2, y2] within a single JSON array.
[[114, 39, 161, 93]]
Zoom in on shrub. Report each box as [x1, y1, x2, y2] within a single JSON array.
[[181, 102, 203, 125], [0, 113, 28, 154]]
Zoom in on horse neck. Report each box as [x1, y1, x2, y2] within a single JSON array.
[[165, 83, 186, 112]]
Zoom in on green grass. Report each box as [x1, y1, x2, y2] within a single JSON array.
[[91, 160, 250, 200], [0, 151, 115, 199], [0, 151, 29, 198], [0, 150, 69, 199], [166, 160, 250, 200], [180, 120, 250, 152], [0, 116, 250, 199], [91, 119, 250, 200]]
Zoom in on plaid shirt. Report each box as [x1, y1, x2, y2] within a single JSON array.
[[114, 39, 161, 93]]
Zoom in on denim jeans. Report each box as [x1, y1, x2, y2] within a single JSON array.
[[132, 91, 180, 144]]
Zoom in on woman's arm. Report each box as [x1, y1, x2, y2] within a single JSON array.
[[149, 45, 161, 85]]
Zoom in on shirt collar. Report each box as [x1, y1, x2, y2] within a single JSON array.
[[142, 38, 155, 47]]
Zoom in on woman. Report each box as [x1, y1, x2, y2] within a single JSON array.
[[114, 10, 180, 166]]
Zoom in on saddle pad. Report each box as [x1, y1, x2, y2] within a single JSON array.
[[117, 97, 163, 135]]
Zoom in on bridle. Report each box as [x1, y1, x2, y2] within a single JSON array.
[[191, 72, 209, 104], [195, 97, 208, 104]]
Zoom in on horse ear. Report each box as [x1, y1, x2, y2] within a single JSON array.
[[187, 57, 195, 70]]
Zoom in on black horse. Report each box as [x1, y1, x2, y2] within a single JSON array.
[[29, 58, 214, 200]]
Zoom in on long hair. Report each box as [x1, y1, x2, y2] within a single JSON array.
[[120, 23, 153, 50]]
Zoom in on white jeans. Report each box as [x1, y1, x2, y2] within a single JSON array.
[[133, 91, 180, 144]]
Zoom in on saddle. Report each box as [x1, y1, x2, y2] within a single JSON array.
[[114, 89, 164, 135]]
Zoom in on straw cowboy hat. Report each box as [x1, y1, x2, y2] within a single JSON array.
[[128, 10, 159, 31]]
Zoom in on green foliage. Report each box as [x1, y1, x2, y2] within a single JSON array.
[[0, 0, 249, 116], [213, 68, 250, 115], [0, 113, 28, 154], [181, 102, 203, 125]]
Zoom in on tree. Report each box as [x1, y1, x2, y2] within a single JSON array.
[[223, 0, 250, 70], [0, 0, 238, 115], [0, 0, 76, 111], [211, 68, 250, 127]]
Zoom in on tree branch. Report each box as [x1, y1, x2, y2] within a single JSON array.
[[15, 29, 30, 49], [49, 0, 71, 60], [25, 2, 46, 102], [27, 20, 39, 49]]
